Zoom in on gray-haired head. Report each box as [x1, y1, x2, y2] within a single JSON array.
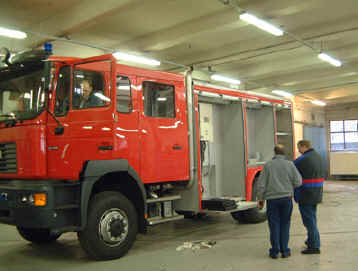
[[274, 144, 285, 155]]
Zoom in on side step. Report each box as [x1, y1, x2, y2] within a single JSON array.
[[146, 195, 181, 204], [202, 197, 258, 214], [146, 194, 183, 226], [147, 215, 184, 226]]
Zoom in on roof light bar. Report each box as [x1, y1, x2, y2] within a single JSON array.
[[318, 53, 342, 67], [311, 100, 326, 106], [272, 90, 293, 98], [211, 74, 241, 85], [0, 27, 27, 39], [112, 52, 160, 66], [239, 13, 284, 36]]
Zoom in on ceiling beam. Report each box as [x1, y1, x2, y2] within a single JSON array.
[[23, 0, 145, 50]]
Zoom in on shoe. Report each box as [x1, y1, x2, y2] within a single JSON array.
[[269, 255, 279, 259], [282, 252, 291, 258], [301, 248, 320, 254]]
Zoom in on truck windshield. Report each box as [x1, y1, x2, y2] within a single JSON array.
[[0, 63, 47, 122]]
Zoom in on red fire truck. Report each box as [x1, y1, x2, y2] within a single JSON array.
[[0, 48, 294, 260]]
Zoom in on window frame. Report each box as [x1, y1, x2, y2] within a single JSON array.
[[116, 74, 132, 114], [72, 62, 111, 110], [54, 65, 71, 117], [330, 119, 358, 151], [143, 81, 176, 119]]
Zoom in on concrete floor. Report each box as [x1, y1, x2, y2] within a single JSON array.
[[0, 180, 357, 271]]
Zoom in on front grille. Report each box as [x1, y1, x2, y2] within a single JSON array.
[[0, 142, 17, 173]]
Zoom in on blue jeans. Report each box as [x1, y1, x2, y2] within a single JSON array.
[[299, 204, 320, 249], [266, 197, 293, 256]]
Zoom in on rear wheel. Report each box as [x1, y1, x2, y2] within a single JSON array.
[[231, 178, 267, 223], [78, 191, 138, 261], [17, 227, 61, 243]]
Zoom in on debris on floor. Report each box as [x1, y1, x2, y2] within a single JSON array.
[[176, 240, 217, 251]]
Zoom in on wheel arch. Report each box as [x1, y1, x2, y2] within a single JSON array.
[[245, 167, 263, 201], [80, 159, 147, 233]]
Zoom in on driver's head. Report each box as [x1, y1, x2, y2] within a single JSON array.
[[81, 80, 93, 99]]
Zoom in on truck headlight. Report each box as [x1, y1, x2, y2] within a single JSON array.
[[19, 193, 47, 206]]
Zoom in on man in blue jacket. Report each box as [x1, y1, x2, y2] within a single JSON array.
[[294, 140, 324, 254], [257, 144, 302, 259]]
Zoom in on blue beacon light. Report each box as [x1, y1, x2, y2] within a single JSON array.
[[44, 43, 53, 52]]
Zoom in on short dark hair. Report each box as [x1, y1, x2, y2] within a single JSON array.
[[297, 140, 312, 149], [274, 144, 285, 155]]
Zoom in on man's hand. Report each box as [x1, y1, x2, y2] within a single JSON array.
[[257, 200, 265, 209]]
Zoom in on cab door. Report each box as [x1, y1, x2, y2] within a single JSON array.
[[138, 77, 189, 183], [47, 55, 115, 179]]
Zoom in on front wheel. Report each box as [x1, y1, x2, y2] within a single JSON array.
[[17, 227, 61, 243], [78, 191, 138, 261]]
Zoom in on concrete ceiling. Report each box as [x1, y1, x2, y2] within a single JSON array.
[[1, 0, 358, 105]]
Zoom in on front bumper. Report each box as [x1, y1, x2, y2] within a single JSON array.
[[0, 180, 80, 229]]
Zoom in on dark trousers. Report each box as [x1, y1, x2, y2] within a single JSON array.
[[266, 197, 293, 256], [299, 204, 320, 249]]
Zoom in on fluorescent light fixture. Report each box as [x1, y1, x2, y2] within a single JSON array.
[[272, 90, 293, 98], [157, 97, 167, 102], [318, 53, 342, 67], [112, 52, 160, 66], [311, 100, 326, 106], [0, 27, 27, 39], [239, 13, 284, 36], [211, 74, 241, 85]]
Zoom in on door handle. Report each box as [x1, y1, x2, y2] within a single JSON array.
[[98, 145, 113, 151], [172, 144, 182, 150]]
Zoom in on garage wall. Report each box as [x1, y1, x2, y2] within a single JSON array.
[[292, 97, 325, 127], [294, 123, 303, 158], [325, 102, 358, 121], [325, 102, 358, 178]]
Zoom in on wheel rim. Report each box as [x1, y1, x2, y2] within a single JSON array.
[[99, 208, 129, 247]]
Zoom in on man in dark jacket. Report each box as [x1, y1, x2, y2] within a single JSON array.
[[294, 140, 324, 254], [257, 144, 302, 259]]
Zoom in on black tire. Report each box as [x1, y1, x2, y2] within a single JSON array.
[[231, 178, 267, 223], [78, 191, 138, 261], [17, 227, 61, 244]]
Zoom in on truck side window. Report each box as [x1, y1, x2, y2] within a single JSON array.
[[55, 66, 71, 116], [72, 68, 109, 110], [116, 75, 132, 113], [143, 81, 175, 118]]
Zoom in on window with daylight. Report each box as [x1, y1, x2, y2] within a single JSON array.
[[330, 120, 358, 151]]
